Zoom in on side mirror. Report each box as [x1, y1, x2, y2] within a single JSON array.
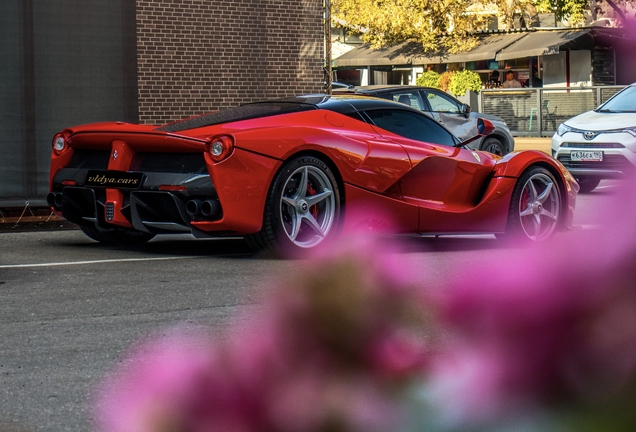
[[461, 103, 471, 114], [458, 118, 496, 148], [477, 118, 495, 136]]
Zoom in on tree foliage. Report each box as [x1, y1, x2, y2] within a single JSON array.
[[332, 0, 633, 54], [494, 0, 538, 28], [332, 0, 489, 55], [534, 0, 589, 24], [416, 70, 441, 87], [595, 0, 636, 25], [448, 70, 483, 96], [438, 71, 454, 91]]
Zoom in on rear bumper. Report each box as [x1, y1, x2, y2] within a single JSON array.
[[48, 171, 225, 235], [48, 148, 282, 236]]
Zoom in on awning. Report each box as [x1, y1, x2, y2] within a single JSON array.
[[333, 41, 422, 67], [495, 29, 593, 60], [333, 32, 529, 67], [333, 29, 600, 68], [412, 32, 527, 64]]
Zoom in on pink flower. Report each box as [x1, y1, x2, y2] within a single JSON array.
[[93, 224, 432, 432], [93, 324, 285, 432], [366, 329, 429, 379], [270, 230, 432, 380], [427, 182, 636, 425], [93, 329, 220, 432]]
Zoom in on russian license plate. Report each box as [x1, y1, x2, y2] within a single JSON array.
[[570, 151, 603, 162], [85, 170, 143, 188]]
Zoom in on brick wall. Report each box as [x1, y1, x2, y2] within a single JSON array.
[[136, 0, 325, 125]]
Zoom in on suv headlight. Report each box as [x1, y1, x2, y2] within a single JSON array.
[[556, 123, 572, 137]]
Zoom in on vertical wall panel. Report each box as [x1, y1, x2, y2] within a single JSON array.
[[0, 1, 24, 199], [0, 0, 138, 206]]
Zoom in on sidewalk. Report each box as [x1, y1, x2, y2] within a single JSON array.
[[514, 137, 552, 155], [0, 207, 74, 232]]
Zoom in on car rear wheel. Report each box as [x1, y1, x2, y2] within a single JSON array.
[[80, 225, 155, 245], [246, 156, 340, 256], [502, 166, 561, 242], [481, 137, 506, 156], [575, 176, 601, 193]]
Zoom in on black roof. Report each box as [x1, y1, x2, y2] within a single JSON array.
[[333, 85, 465, 105], [157, 94, 418, 132], [352, 85, 435, 93], [275, 94, 418, 114]]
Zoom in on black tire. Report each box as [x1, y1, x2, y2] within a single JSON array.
[[245, 156, 341, 256], [576, 177, 601, 194], [481, 137, 507, 156], [80, 225, 155, 245], [501, 166, 562, 242]]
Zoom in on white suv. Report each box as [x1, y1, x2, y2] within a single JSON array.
[[552, 84, 636, 192]]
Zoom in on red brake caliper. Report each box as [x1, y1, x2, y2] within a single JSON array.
[[306, 183, 318, 219]]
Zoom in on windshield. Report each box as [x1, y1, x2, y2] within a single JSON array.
[[597, 86, 636, 113]]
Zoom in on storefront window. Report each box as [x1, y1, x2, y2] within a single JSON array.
[[333, 69, 361, 86], [447, 63, 461, 71]]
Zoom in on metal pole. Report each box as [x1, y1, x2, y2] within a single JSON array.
[[324, 0, 332, 94]]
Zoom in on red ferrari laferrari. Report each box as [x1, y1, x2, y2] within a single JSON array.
[[48, 95, 578, 255]]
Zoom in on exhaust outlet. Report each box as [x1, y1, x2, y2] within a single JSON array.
[[186, 199, 202, 216], [200, 200, 220, 218], [47, 192, 64, 209]]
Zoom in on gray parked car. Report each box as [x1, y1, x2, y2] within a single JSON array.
[[335, 85, 515, 155]]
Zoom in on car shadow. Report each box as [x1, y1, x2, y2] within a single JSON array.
[[58, 235, 255, 258], [395, 235, 505, 253], [56, 232, 519, 258], [145, 236, 254, 257]]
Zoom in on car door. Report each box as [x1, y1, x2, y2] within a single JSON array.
[[360, 108, 497, 230], [418, 89, 475, 141]]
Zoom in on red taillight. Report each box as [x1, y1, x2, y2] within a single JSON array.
[[206, 135, 234, 162], [62, 180, 76, 186], [52, 133, 69, 156]]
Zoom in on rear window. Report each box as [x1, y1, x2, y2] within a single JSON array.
[[156, 102, 316, 132]]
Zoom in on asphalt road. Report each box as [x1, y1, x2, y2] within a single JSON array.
[[0, 180, 621, 431]]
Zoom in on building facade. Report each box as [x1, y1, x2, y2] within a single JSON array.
[[332, 26, 636, 137], [333, 27, 636, 89], [136, 0, 324, 125], [0, 0, 325, 207]]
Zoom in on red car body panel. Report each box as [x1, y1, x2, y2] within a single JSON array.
[[341, 184, 420, 233], [194, 149, 281, 234], [191, 111, 413, 194]]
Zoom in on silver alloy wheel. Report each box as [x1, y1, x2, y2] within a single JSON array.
[[518, 172, 560, 241], [279, 165, 336, 248]]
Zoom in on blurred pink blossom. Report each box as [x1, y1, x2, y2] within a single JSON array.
[[93, 186, 636, 432], [93, 223, 433, 432], [427, 182, 636, 428]]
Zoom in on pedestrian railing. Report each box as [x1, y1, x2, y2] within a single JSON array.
[[479, 86, 625, 137]]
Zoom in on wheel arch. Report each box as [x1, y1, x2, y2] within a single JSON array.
[[245, 148, 345, 255], [481, 132, 513, 153], [277, 149, 346, 207]]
